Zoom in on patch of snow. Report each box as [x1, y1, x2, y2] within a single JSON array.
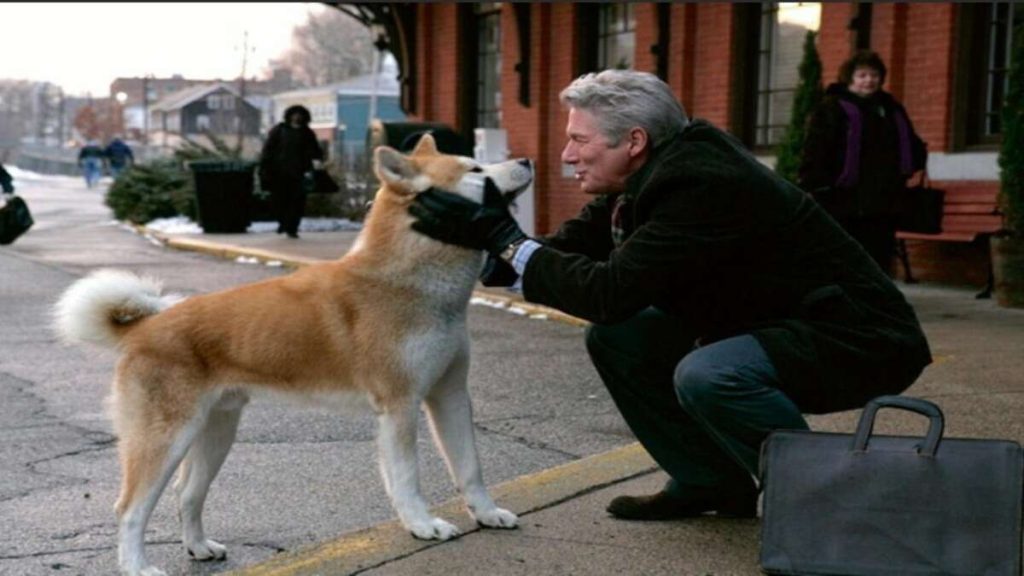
[[146, 216, 202, 234]]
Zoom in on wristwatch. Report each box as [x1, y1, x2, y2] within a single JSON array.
[[499, 237, 529, 264]]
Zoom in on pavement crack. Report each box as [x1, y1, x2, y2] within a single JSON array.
[[474, 422, 580, 460], [0, 545, 115, 560], [241, 541, 288, 554]]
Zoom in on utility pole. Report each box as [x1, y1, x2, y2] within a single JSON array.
[[236, 30, 253, 152], [57, 88, 65, 147], [142, 75, 150, 146]]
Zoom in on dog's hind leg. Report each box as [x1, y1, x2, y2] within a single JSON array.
[[377, 398, 460, 541], [424, 350, 517, 530], [115, 398, 209, 576], [175, 393, 246, 562]]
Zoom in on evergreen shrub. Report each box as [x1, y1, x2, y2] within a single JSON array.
[[775, 30, 823, 185]]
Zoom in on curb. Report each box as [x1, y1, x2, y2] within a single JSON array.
[[227, 443, 656, 576], [140, 226, 590, 328]]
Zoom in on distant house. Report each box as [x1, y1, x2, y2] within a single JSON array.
[[110, 69, 294, 141], [271, 54, 405, 168], [148, 84, 261, 152]]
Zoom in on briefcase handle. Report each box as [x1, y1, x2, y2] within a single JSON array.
[[852, 395, 944, 457]]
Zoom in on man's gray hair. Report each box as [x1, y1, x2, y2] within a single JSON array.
[[559, 70, 689, 148]]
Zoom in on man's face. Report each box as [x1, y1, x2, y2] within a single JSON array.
[[849, 66, 882, 98], [560, 107, 634, 195]]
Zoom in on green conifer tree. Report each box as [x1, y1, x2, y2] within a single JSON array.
[[999, 20, 1024, 235], [775, 30, 823, 185]]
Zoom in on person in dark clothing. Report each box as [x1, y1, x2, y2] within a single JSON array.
[[0, 162, 13, 194], [104, 137, 134, 179], [78, 140, 106, 189], [406, 70, 932, 522], [799, 50, 928, 272], [258, 105, 323, 238]]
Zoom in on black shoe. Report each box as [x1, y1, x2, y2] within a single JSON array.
[[276, 224, 284, 234], [286, 232, 299, 239], [606, 487, 757, 520]]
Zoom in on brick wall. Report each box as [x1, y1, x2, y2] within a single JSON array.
[[402, 2, 994, 288], [690, 4, 734, 127], [901, 4, 957, 151]]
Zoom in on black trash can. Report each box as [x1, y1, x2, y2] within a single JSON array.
[[188, 160, 256, 233]]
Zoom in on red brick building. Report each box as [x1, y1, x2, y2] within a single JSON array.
[[348, 2, 1019, 288]]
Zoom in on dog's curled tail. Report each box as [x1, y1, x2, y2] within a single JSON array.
[[54, 269, 178, 348]]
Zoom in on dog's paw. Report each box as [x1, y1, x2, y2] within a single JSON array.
[[474, 507, 518, 529], [407, 517, 460, 541], [186, 539, 227, 562]]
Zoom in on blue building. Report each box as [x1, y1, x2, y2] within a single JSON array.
[[271, 54, 404, 170]]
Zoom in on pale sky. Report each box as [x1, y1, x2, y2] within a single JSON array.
[[0, 2, 327, 97]]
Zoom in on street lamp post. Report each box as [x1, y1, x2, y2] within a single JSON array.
[[142, 75, 151, 146], [115, 91, 127, 139]]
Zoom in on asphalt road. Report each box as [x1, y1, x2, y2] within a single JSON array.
[[0, 172, 633, 575]]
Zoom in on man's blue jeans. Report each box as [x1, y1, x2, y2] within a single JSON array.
[[82, 158, 103, 188], [586, 308, 809, 497]]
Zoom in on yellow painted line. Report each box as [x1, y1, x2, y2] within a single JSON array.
[[162, 236, 322, 268], [228, 443, 655, 576]]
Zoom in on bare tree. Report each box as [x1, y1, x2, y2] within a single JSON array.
[[267, 9, 375, 87]]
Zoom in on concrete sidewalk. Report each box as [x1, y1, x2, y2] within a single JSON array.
[[146, 226, 1024, 576]]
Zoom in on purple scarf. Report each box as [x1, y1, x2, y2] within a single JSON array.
[[836, 98, 914, 189]]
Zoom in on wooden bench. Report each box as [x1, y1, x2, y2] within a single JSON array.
[[895, 185, 1003, 298]]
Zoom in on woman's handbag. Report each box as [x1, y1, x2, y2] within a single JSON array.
[[313, 169, 340, 194], [896, 173, 945, 234], [0, 194, 34, 245], [303, 170, 340, 194], [760, 396, 1023, 576]]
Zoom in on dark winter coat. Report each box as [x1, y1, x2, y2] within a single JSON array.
[[522, 120, 932, 414], [259, 106, 323, 192], [104, 139, 134, 168], [799, 83, 927, 219], [77, 145, 105, 162], [0, 163, 12, 194]]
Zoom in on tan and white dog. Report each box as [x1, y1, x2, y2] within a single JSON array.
[[54, 135, 532, 576]]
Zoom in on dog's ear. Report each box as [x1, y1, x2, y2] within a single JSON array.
[[375, 146, 421, 190], [411, 133, 438, 156]]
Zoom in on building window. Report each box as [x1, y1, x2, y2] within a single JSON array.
[[196, 114, 210, 132], [597, 3, 635, 70], [959, 2, 1023, 147], [208, 95, 220, 110], [476, 3, 502, 129], [735, 2, 821, 149]]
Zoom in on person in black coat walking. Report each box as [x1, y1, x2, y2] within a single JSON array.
[[406, 70, 932, 523], [799, 50, 928, 272], [259, 105, 323, 238], [104, 137, 134, 179]]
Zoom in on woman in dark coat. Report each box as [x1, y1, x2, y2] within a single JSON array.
[[799, 50, 927, 272], [259, 105, 323, 238]]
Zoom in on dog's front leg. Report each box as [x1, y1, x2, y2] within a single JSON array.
[[424, 353, 518, 530], [377, 401, 459, 540]]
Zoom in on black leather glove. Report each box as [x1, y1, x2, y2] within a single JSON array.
[[479, 254, 520, 287], [408, 178, 527, 255]]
